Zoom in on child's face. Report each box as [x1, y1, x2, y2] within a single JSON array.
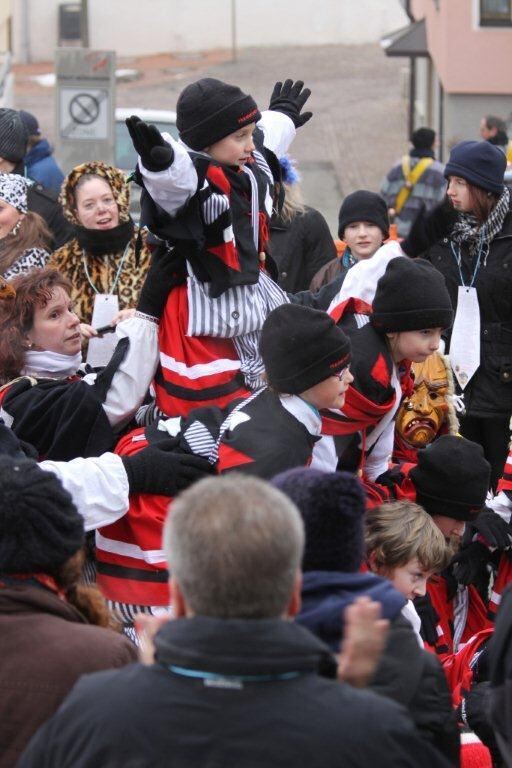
[[387, 329, 442, 364], [299, 366, 354, 411], [430, 514, 465, 540], [343, 222, 384, 261], [205, 123, 256, 168], [385, 557, 435, 601]]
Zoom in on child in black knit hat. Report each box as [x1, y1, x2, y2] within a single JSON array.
[[126, 77, 312, 420], [166, 303, 353, 479], [316, 245, 454, 480]]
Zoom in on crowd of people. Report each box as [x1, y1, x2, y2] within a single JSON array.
[[1, 74, 512, 768]]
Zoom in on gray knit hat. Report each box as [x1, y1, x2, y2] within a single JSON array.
[[0, 109, 28, 163]]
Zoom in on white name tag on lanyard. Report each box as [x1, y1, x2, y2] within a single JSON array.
[[86, 293, 119, 369], [449, 286, 481, 390]]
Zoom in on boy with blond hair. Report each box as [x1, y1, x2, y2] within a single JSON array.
[[366, 500, 449, 645]]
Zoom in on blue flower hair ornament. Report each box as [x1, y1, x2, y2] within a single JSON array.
[[279, 155, 300, 185]]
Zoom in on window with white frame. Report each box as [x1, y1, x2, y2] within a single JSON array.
[[480, 0, 512, 25]]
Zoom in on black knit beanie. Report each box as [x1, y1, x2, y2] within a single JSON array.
[[176, 78, 261, 151], [0, 109, 28, 163], [412, 127, 435, 151], [272, 467, 366, 573], [371, 257, 453, 333], [444, 140, 506, 195], [338, 190, 389, 239], [410, 436, 490, 521], [0, 455, 84, 573], [260, 304, 351, 395]]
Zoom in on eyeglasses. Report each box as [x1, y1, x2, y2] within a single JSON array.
[[333, 365, 350, 382]]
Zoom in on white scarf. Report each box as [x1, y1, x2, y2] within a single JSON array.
[[23, 349, 82, 379]]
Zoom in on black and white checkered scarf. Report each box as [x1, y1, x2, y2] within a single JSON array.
[[451, 187, 510, 255]]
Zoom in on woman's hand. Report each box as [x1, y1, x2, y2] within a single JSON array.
[[80, 322, 98, 340], [111, 308, 136, 325]]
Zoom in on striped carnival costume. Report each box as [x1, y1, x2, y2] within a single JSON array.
[[96, 80, 315, 631], [96, 303, 351, 634]]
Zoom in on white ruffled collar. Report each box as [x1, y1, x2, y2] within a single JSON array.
[[23, 349, 82, 379]]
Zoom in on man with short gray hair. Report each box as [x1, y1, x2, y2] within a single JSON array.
[[19, 475, 451, 768]]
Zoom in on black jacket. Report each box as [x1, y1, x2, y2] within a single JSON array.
[[13, 162, 74, 249], [490, 585, 512, 766], [270, 206, 336, 293], [298, 571, 460, 765], [425, 206, 512, 418], [18, 616, 451, 768]]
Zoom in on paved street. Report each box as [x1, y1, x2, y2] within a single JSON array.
[[13, 43, 408, 233]]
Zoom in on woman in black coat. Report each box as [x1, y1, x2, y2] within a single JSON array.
[[403, 140, 511, 489]]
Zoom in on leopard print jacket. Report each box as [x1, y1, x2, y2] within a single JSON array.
[[49, 228, 151, 323]]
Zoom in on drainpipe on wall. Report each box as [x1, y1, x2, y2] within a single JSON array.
[[403, 0, 414, 22], [438, 80, 445, 162]]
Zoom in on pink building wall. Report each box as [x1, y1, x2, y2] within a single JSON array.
[[411, 0, 512, 93]]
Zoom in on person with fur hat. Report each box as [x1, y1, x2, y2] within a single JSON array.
[[380, 127, 446, 238], [49, 161, 152, 350], [316, 244, 453, 480], [401, 139, 512, 490], [93, 303, 352, 631], [272, 467, 459, 764], [0, 172, 52, 280], [0, 108, 73, 248], [0, 454, 137, 767], [125, 77, 312, 418]]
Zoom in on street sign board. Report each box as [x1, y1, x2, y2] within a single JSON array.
[[55, 48, 115, 173]]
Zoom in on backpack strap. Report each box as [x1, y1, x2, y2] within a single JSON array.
[[395, 156, 434, 214]]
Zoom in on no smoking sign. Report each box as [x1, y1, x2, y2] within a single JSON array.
[[59, 87, 109, 140]]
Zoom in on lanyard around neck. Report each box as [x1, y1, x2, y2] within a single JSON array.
[[449, 235, 488, 289], [82, 241, 130, 295]]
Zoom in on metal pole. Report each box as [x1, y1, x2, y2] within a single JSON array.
[[408, 57, 415, 139], [438, 80, 445, 162], [81, 0, 89, 48], [20, 0, 30, 64], [231, 0, 237, 62]]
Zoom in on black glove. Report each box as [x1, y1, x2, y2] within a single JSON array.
[[459, 682, 501, 761], [126, 116, 174, 172], [268, 79, 312, 128], [374, 464, 405, 492], [122, 441, 213, 497], [471, 508, 512, 550], [0, 421, 38, 460], [414, 593, 439, 647], [401, 199, 458, 257], [137, 242, 187, 320], [450, 540, 492, 591]]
